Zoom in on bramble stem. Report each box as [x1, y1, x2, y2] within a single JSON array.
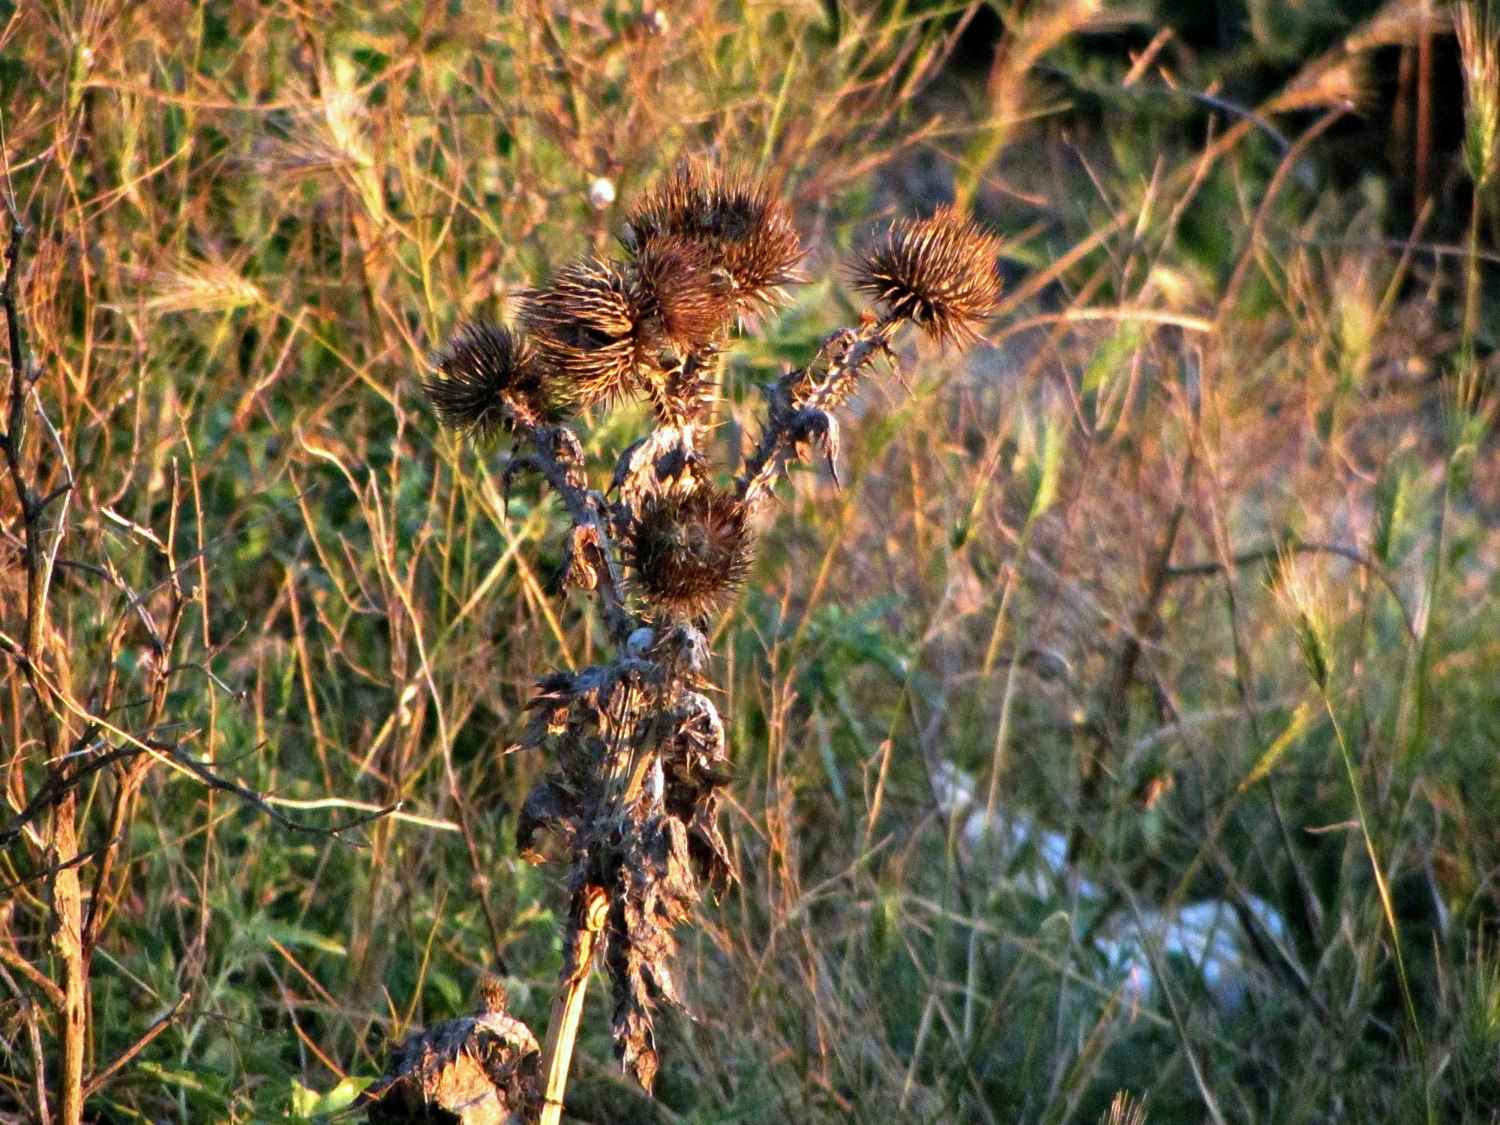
[[538, 886, 609, 1125]]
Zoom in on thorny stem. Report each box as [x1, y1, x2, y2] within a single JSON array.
[[736, 318, 896, 512], [508, 318, 896, 1118], [513, 424, 637, 646]]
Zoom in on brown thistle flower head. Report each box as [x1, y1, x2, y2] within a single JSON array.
[[625, 162, 805, 311], [626, 487, 752, 620], [632, 235, 736, 356], [423, 321, 560, 437], [851, 206, 1003, 348], [523, 258, 643, 406]]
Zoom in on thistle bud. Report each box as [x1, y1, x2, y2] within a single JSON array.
[[625, 161, 805, 311], [422, 321, 559, 437], [522, 258, 644, 406], [626, 488, 752, 620], [632, 235, 736, 356], [850, 206, 1003, 348]]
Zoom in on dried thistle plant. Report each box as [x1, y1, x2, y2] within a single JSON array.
[[385, 163, 1002, 1123]]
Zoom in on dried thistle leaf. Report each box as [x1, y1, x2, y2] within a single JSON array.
[[562, 524, 605, 592], [365, 986, 540, 1125], [517, 780, 580, 861], [663, 692, 736, 894], [851, 206, 1003, 348], [613, 428, 709, 513], [424, 322, 560, 437], [605, 814, 698, 1090]]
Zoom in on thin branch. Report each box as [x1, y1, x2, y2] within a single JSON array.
[[82, 994, 190, 1098]]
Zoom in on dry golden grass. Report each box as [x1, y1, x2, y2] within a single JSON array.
[[1, 2, 1498, 1124]]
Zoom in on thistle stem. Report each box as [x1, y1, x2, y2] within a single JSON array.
[[538, 885, 609, 1125], [736, 319, 894, 512]]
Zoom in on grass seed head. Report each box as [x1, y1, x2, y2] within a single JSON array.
[[851, 206, 1003, 348], [523, 258, 644, 406], [1276, 554, 1334, 693], [627, 488, 752, 620], [626, 161, 805, 310], [423, 321, 559, 436], [1457, 0, 1500, 194]]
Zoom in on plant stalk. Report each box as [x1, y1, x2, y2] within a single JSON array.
[[538, 885, 609, 1125]]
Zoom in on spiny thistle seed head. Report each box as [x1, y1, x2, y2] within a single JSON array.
[[632, 235, 736, 356], [625, 162, 805, 311], [523, 258, 644, 406], [626, 488, 752, 620], [851, 206, 1003, 348], [423, 321, 559, 436]]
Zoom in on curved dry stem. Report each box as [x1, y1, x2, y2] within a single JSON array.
[[538, 886, 609, 1125]]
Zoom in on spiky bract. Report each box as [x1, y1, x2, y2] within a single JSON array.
[[626, 488, 752, 620], [626, 162, 804, 311], [851, 206, 1003, 348], [632, 235, 736, 355], [523, 259, 643, 405], [423, 321, 557, 436]]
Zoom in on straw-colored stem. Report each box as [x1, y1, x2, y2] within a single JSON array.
[[538, 886, 609, 1125]]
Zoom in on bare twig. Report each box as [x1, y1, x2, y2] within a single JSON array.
[[82, 994, 190, 1098]]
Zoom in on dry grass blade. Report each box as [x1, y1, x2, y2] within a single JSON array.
[[1100, 1090, 1148, 1125]]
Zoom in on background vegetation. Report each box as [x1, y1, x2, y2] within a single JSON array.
[[2, 0, 1498, 1122]]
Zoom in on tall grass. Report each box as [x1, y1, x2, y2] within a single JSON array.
[[0, 1, 1497, 1123]]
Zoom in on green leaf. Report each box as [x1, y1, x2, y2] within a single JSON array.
[[291, 1076, 373, 1120], [290, 1079, 320, 1118], [1238, 702, 1318, 792], [257, 919, 348, 957], [1028, 413, 1065, 522]]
